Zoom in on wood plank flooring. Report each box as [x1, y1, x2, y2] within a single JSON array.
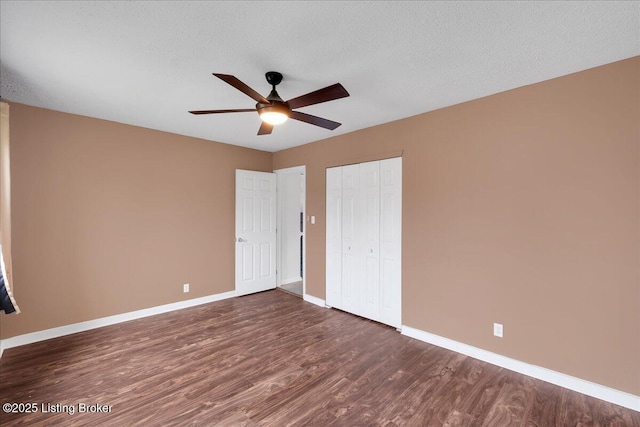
[[1, 290, 638, 426]]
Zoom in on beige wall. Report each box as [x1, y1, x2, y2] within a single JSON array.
[[0, 103, 272, 338], [273, 57, 640, 395]]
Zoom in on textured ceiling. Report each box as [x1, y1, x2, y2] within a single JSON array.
[[1, 1, 638, 152]]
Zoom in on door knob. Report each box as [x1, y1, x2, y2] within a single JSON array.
[[237, 238, 245, 243], [369, 249, 374, 253]]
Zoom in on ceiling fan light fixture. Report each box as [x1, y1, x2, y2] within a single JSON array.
[[259, 104, 289, 125]]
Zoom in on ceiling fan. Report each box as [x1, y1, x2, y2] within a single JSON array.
[[189, 72, 350, 135]]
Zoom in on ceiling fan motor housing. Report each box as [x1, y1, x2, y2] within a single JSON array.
[[259, 71, 290, 116], [256, 100, 290, 117], [265, 71, 283, 86]]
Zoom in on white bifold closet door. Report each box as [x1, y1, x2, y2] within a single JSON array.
[[326, 157, 402, 328]]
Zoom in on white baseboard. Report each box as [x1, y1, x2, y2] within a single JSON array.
[[303, 293, 326, 308], [0, 338, 3, 359], [401, 325, 640, 412], [280, 277, 303, 286], [1, 291, 236, 352]]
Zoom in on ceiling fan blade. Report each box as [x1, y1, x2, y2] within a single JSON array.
[[189, 109, 255, 115], [257, 122, 273, 135], [213, 73, 270, 104], [287, 83, 349, 110], [290, 111, 341, 130]]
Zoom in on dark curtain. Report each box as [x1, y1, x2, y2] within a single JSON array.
[[0, 270, 16, 314]]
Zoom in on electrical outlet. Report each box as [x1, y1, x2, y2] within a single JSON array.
[[493, 323, 503, 338], [183, 283, 189, 293]]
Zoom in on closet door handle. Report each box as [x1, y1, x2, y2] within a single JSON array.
[[369, 249, 374, 253]]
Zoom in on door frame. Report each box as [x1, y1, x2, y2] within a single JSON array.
[[274, 165, 306, 297]]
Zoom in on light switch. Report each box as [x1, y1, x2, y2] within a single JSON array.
[[311, 216, 316, 224]]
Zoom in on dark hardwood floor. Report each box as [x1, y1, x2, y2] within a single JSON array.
[[1, 289, 638, 426]]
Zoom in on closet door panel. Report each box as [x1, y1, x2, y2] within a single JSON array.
[[341, 164, 361, 315], [325, 167, 342, 308], [361, 161, 381, 321], [379, 157, 402, 328]]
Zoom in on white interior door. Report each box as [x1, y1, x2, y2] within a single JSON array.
[[325, 157, 402, 329], [235, 170, 277, 296]]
